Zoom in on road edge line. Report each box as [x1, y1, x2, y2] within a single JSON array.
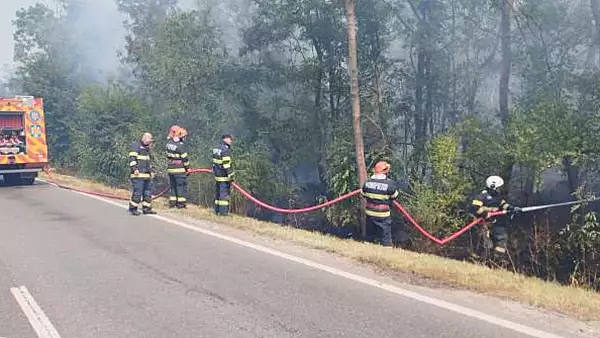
[[52, 182, 565, 338]]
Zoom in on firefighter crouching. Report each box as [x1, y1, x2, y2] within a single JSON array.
[[166, 126, 190, 208], [360, 161, 401, 247], [128, 132, 157, 216], [471, 175, 521, 254], [212, 134, 234, 216]]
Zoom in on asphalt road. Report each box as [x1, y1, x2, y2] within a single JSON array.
[[0, 181, 590, 338]]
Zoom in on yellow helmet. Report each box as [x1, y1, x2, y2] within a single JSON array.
[[175, 127, 188, 139]]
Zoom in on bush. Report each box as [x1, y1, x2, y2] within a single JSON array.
[[404, 131, 473, 244]]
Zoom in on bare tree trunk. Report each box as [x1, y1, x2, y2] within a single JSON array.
[[591, 0, 600, 67], [563, 156, 580, 194], [413, 1, 429, 179], [499, 0, 514, 188], [313, 41, 327, 187], [345, 0, 367, 237]]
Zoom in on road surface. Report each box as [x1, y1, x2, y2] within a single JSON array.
[[0, 181, 595, 338]]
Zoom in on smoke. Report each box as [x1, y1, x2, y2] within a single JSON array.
[[179, 0, 255, 53], [2, 0, 126, 82], [65, 0, 127, 82]]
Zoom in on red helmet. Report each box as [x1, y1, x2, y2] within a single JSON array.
[[374, 161, 391, 174], [168, 125, 180, 139]]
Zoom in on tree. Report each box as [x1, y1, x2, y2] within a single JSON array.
[[11, 2, 83, 166], [499, 0, 513, 187], [591, 0, 600, 67], [344, 0, 367, 235]]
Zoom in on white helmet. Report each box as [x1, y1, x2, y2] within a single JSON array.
[[485, 175, 504, 190]]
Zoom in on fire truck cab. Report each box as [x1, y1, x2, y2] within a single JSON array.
[[0, 96, 48, 185]]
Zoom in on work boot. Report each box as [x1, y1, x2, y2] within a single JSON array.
[[176, 203, 186, 209], [492, 245, 509, 264], [129, 208, 141, 216], [493, 246, 507, 255], [143, 208, 157, 215]]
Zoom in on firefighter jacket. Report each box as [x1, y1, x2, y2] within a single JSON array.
[[360, 174, 400, 218], [129, 141, 152, 179], [166, 139, 190, 174], [212, 141, 234, 182], [471, 189, 513, 217]]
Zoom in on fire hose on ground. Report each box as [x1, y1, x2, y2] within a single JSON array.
[[41, 166, 600, 246]]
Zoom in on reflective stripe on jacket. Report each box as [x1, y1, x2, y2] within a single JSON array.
[[129, 141, 152, 179], [212, 142, 233, 181], [360, 174, 400, 218], [471, 189, 511, 216], [166, 139, 189, 174]]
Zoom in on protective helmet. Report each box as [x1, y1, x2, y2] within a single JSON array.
[[176, 127, 188, 138], [485, 175, 504, 190], [374, 161, 391, 174], [168, 125, 180, 139]]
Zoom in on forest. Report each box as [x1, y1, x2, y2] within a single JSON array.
[[4, 0, 600, 290]]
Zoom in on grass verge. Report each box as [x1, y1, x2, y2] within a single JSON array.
[[40, 171, 600, 321]]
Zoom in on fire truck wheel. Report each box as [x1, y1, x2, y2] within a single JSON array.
[[20, 176, 35, 185], [3, 174, 20, 186]]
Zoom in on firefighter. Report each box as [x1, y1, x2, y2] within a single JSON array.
[[360, 161, 401, 247], [166, 126, 190, 208], [212, 134, 234, 216], [471, 175, 522, 254], [128, 132, 157, 216]]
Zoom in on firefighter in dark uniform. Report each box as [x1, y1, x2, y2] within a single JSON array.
[[166, 126, 190, 208], [471, 175, 521, 254], [360, 161, 400, 247], [212, 134, 234, 216], [128, 132, 157, 215]]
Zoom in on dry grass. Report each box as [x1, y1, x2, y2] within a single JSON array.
[[40, 171, 600, 321]]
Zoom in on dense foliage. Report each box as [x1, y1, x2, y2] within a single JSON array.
[[7, 0, 600, 290]]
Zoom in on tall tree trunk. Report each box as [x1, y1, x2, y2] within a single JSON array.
[[499, 0, 514, 188], [313, 41, 328, 189], [345, 0, 367, 237], [414, 1, 429, 179], [591, 0, 600, 67], [563, 156, 580, 195]]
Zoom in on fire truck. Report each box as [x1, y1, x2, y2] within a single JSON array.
[[0, 96, 48, 185]]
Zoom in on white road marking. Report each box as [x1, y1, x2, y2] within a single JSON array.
[[10, 286, 62, 338], [55, 183, 565, 338]]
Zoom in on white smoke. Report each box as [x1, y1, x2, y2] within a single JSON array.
[[2, 0, 126, 81]]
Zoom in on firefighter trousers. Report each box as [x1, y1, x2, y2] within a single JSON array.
[[169, 174, 188, 208], [215, 181, 231, 215], [130, 178, 153, 211], [366, 215, 393, 247], [490, 219, 509, 251]]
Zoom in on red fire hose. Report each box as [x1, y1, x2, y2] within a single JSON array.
[[43, 166, 492, 245]]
